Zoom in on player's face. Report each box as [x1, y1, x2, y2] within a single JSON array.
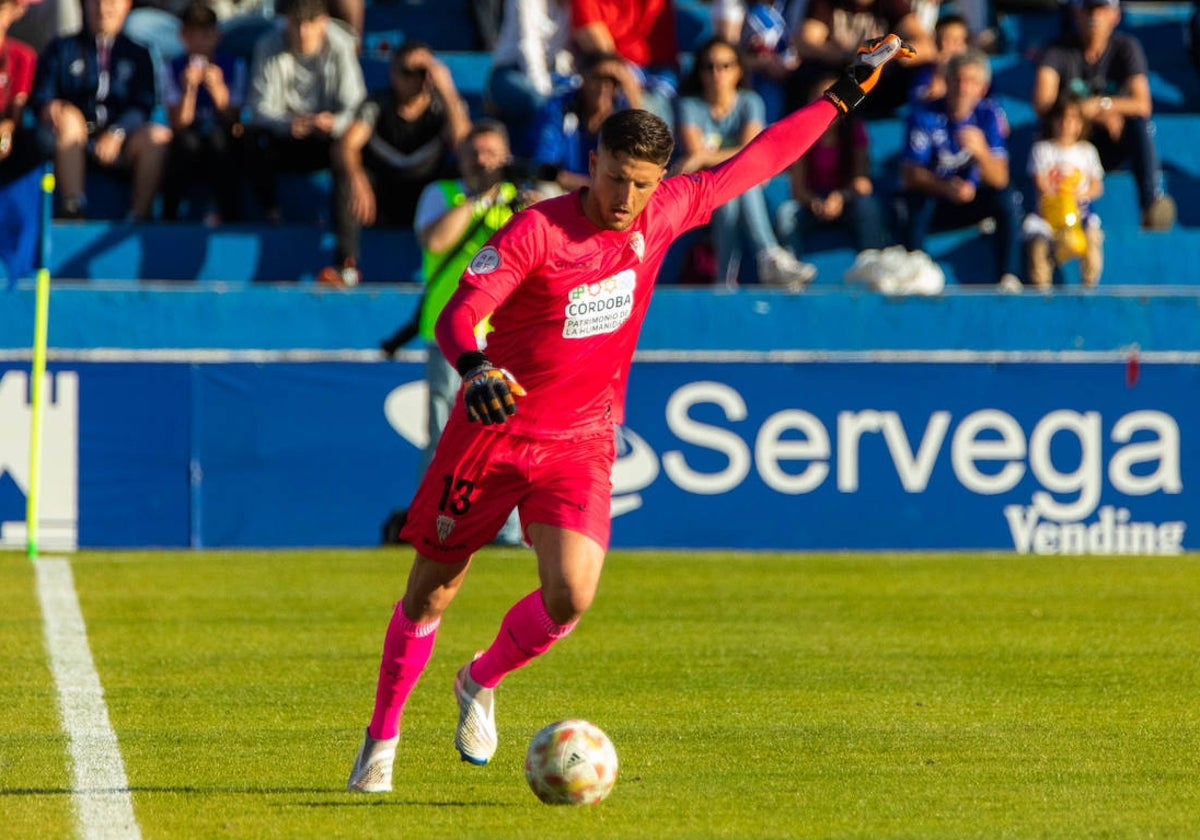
[[584, 147, 665, 232]]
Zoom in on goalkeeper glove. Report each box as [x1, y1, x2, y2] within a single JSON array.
[[823, 34, 917, 115], [456, 351, 527, 425]]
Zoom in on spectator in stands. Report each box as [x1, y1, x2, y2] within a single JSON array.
[[738, 0, 805, 123], [1023, 95, 1105, 287], [10, 0, 81, 55], [1032, 0, 1176, 230], [32, 0, 171, 219], [468, 0, 503, 50], [910, 12, 971, 103], [411, 120, 528, 544], [789, 0, 934, 115], [485, 0, 573, 158], [776, 73, 887, 260], [161, 0, 245, 224], [897, 49, 1022, 287], [531, 50, 640, 191], [0, 0, 43, 283], [709, 0, 745, 42], [571, 0, 680, 130], [0, 0, 39, 182], [325, 0, 363, 43], [243, 0, 365, 223], [675, 36, 816, 289], [320, 41, 472, 286]]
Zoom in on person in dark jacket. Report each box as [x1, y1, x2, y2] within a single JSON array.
[[31, 0, 171, 219]]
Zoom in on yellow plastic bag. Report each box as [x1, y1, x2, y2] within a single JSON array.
[[1039, 171, 1087, 262]]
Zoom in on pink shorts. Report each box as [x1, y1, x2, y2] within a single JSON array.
[[400, 418, 616, 563]]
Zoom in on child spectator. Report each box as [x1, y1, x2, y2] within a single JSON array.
[[910, 12, 970, 103], [32, 0, 172, 219], [1023, 95, 1105, 288], [675, 37, 816, 289], [320, 41, 471, 286], [244, 0, 365, 223], [776, 73, 887, 260], [161, 0, 246, 224]]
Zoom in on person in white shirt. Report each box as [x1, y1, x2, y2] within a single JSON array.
[[485, 0, 573, 157], [1023, 95, 1105, 287]]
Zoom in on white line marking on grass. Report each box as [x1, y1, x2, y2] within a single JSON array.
[[36, 556, 143, 840]]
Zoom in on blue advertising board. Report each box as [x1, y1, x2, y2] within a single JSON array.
[[0, 355, 1194, 552]]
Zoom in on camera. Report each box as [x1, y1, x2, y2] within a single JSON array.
[[503, 159, 561, 187]]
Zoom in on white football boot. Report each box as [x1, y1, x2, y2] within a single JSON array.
[[453, 658, 497, 765], [346, 728, 399, 793]]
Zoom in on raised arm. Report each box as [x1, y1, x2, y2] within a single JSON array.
[[707, 35, 915, 207]]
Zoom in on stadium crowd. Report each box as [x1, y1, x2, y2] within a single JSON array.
[[0, 0, 1189, 289]]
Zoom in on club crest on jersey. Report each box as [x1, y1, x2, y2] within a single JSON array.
[[436, 515, 456, 542], [628, 231, 645, 262], [469, 246, 501, 275]]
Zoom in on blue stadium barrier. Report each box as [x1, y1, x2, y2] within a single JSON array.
[[4, 282, 1200, 353], [48, 222, 421, 284]]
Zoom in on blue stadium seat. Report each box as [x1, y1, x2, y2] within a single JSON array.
[[362, 1, 481, 51], [675, 0, 714, 51]]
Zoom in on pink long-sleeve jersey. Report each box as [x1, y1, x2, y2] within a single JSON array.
[[435, 98, 839, 440]]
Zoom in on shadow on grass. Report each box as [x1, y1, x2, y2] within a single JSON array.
[[0, 787, 515, 808], [283, 799, 513, 808]]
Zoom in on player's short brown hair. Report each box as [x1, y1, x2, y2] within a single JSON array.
[[598, 109, 674, 168]]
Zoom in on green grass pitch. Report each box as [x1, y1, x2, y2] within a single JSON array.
[[3, 548, 1199, 839]]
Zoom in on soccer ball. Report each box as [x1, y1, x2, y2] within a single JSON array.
[[524, 719, 618, 805]]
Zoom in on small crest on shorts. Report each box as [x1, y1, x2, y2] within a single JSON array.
[[628, 231, 645, 262], [436, 515, 456, 543]]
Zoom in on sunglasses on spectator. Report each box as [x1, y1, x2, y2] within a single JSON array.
[[701, 60, 738, 72], [396, 65, 427, 78]]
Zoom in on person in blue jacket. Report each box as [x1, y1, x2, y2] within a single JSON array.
[[897, 48, 1022, 287], [31, 0, 171, 219]]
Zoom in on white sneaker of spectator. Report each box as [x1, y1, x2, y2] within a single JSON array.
[[757, 246, 817, 291]]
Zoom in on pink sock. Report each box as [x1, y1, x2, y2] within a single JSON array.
[[367, 603, 440, 740], [470, 590, 577, 688]]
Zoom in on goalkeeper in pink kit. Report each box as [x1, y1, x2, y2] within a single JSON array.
[[347, 36, 914, 792]]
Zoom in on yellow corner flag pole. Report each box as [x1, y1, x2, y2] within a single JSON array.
[[26, 164, 55, 561]]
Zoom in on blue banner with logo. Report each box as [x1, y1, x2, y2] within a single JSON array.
[[0, 357, 1194, 553]]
